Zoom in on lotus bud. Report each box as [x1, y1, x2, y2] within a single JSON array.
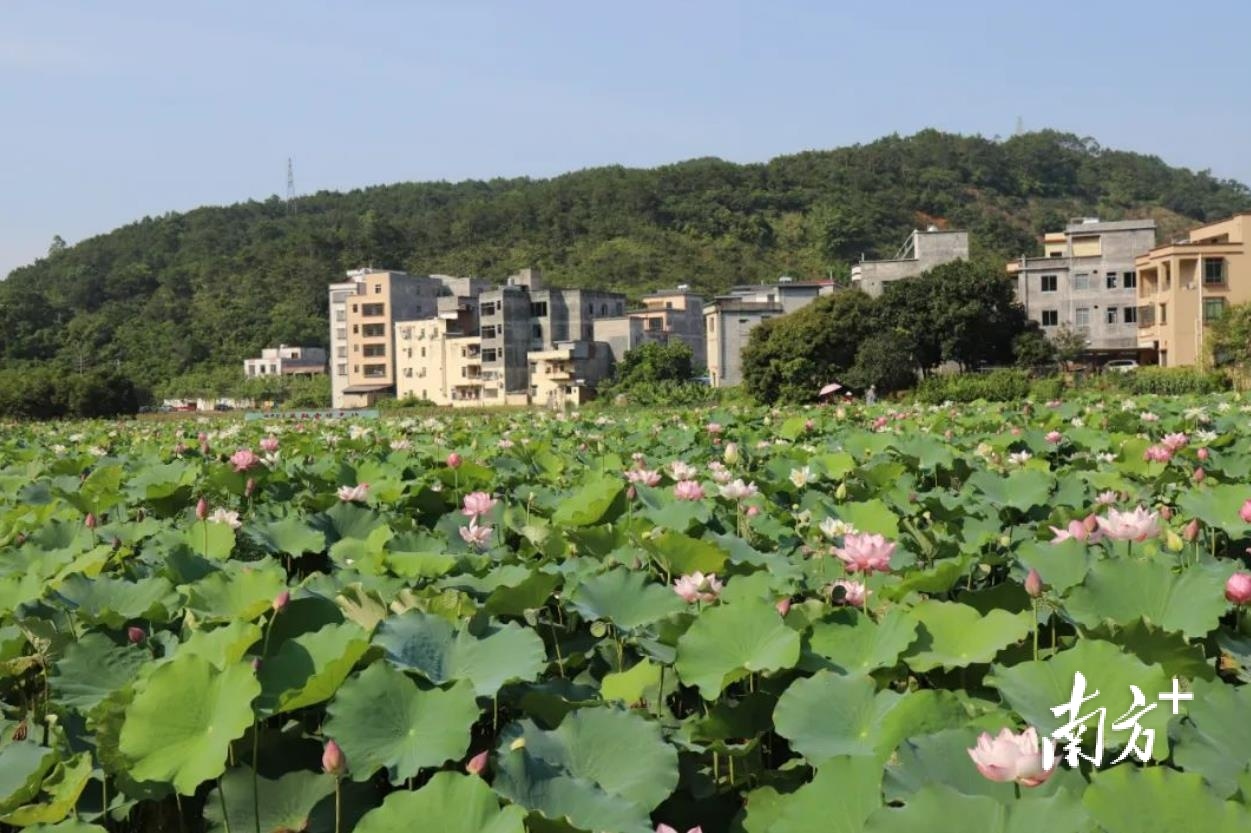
[[804, 419, 814, 432], [1083, 514, 1099, 533], [1240, 499, 1251, 524], [509, 737, 527, 751], [1193, 467, 1206, 484], [272, 590, 290, 613], [723, 442, 738, 464], [746, 504, 759, 517], [198, 432, 208, 444], [1226, 572, 1251, 605], [1165, 530, 1184, 552], [835, 482, 847, 501], [196, 497, 208, 521], [245, 477, 257, 498], [447, 452, 462, 469], [775, 597, 792, 617], [1184, 518, 1200, 542], [85, 513, 97, 530], [627, 486, 636, 501], [1198, 447, 1210, 461], [127, 626, 146, 644], [251, 657, 262, 673], [1159, 506, 1173, 521], [322, 739, 345, 775], [465, 749, 489, 776], [1024, 568, 1043, 598]]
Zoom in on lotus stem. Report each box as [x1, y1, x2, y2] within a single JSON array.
[[334, 778, 342, 833], [218, 777, 232, 833]]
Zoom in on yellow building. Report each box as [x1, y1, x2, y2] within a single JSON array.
[[1136, 213, 1251, 367], [394, 319, 485, 407]]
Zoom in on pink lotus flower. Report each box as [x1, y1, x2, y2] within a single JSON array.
[[459, 520, 493, 550], [85, 513, 97, 530], [260, 436, 279, 454], [462, 491, 497, 518], [1193, 467, 1206, 483], [669, 461, 698, 481], [1095, 491, 1117, 507], [447, 452, 462, 469], [1197, 447, 1210, 461], [1095, 506, 1160, 542], [230, 449, 260, 472], [1161, 432, 1188, 452], [322, 739, 345, 776], [833, 533, 895, 574], [465, 749, 489, 776], [272, 590, 290, 612], [1143, 445, 1172, 463], [656, 826, 703, 833], [195, 497, 208, 521], [674, 481, 705, 501], [673, 572, 723, 604], [1024, 568, 1043, 598], [1226, 572, 1251, 605], [718, 479, 759, 501], [337, 483, 369, 502], [127, 626, 146, 644], [626, 469, 662, 487], [1241, 499, 1251, 524], [968, 727, 1054, 787], [706, 422, 723, 435], [1184, 519, 1200, 542], [1049, 520, 1089, 544], [830, 579, 867, 607], [1044, 431, 1063, 444]]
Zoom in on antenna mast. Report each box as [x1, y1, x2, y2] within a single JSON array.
[[286, 158, 296, 213]]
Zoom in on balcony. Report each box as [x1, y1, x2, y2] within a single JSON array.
[[1137, 306, 1155, 328]]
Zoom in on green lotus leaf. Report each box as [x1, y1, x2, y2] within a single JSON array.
[[1064, 559, 1231, 638], [1087, 618, 1215, 682], [568, 569, 685, 631], [52, 632, 149, 713], [1083, 766, 1251, 833], [647, 530, 728, 576], [804, 607, 918, 674], [1, 753, 93, 826], [21, 822, 108, 833], [762, 755, 883, 833], [482, 570, 559, 616], [329, 525, 392, 573], [986, 639, 1172, 761], [551, 474, 623, 527], [257, 621, 370, 716], [118, 656, 260, 795], [835, 499, 899, 537], [323, 662, 477, 783], [183, 521, 236, 560], [1170, 678, 1251, 797], [0, 744, 57, 814], [125, 460, 196, 501], [355, 772, 524, 833], [185, 562, 289, 623], [675, 599, 800, 700], [967, 469, 1054, 512], [635, 484, 711, 532], [203, 768, 335, 833], [883, 728, 1014, 801], [601, 658, 661, 705], [864, 784, 1092, 833], [903, 601, 1030, 671], [1015, 537, 1092, 593], [1177, 484, 1251, 537], [493, 709, 679, 833], [175, 620, 264, 669], [55, 574, 178, 628], [375, 611, 545, 697], [774, 672, 964, 764], [248, 516, 327, 558], [318, 502, 384, 542]]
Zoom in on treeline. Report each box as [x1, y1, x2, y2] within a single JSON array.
[[2, 129, 1248, 390], [0, 366, 140, 420]]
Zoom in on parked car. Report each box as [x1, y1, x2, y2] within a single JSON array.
[[213, 403, 233, 412], [1103, 359, 1139, 374]]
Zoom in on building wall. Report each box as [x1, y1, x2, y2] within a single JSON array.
[[328, 281, 356, 407], [703, 306, 775, 387], [853, 230, 970, 297]]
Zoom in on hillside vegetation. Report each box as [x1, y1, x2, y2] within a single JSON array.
[[2, 129, 1248, 392]]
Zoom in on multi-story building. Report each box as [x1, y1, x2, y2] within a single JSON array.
[[703, 278, 835, 387], [394, 318, 485, 406], [851, 227, 969, 297], [529, 341, 613, 408], [243, 345, 327, 378], [1135, 213, 1251, 367], [1008, 218, 1156, 359], [593, 286, 707, 370]]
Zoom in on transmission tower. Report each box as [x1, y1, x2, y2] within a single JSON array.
[[1014, 116, 1025, 136], [286, 158, 297, 213]]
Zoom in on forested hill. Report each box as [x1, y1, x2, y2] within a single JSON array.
[[3, 129, 1249, 390]]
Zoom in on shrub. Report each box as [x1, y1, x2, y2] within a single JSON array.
[[914, 369, 1032, 404], [1028, 377, 1066, 401], [1113, 367, 1229, 395]]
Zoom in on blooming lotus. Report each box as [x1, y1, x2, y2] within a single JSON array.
[[819, 517, 857, 539], [208, 507, 242, 529], [230, 449, 260, 472], [259, 435, 279, 454], [706, 422, 723, 435], [462, 491, 497, 518], [1096, 506, 1160, 542], [337, 483, 369, 503], [833, 533, 895, 574], [718, 479, 759, 501], [1095, 490, 1118, 507], [674, 480, 705, 501], [669, 461, 698, 481], [789, 466, 814, 489], [1160, 432, 1188, 452], [967, 727, 1054, 787], [1048, 520, 1089, 544], [1044, 431, 1063, 444], [1143, 445, 1172, 463], [1007, 451, 1032, 466], [459, 520, 493, 550], [626, 469, 662, 487], [673, 572, 723, 604], [830, 579, 867, 607]]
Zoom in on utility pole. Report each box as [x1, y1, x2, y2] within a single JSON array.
[[286, 158, 297, 214]]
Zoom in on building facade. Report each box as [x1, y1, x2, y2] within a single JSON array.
[[703, 279, 834, 387], [1135, 213, 1251, 367], [1008, 218, 1156, 359], [592, 287, 708, 370], [851, 228, 969, 297], [243, 345, 327, 378]]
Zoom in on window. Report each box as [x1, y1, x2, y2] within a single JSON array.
[[336, 328, 346, 340], [1073, 273, 1090, 290], [403, 368, 412, 378], [584, 325, 593, 339], [364, 344, 388, 358], [616, 302, 624, 315], [373, 283, 382, 294], [351, 324, 359, 334], [1204, 259, 1227, 285], [1049, 251, 1063, 258], [647, 317, 662, 332], [362, 324, 385, 337], [1041, 275, 1058, 292], [1159, 304, 1167, 324], [586, 303, 593, 314], [600, 303, 608, 315], [532, 324, 543, 339], [1105, 273, 1118, 289], [351, 304, 358, 313], [665, 302, 673, 309], [420, 347, 426, 358], [481, 325, 497, 339], [353, 365, 359, 373], [481, 302, 496, 316], [363, 364, 387, 378], [362, 303, 385, 317], [1041, 310, 1059, 327], [1123, 306, 1137, 324], [482, 349, 498, 363], [352, 344, 360, 353], [708, 317, 715, 332], [530, 301, 548, 317], [1204, 297, 1227, 322], [1123, 271, 1137, 288], [336, 364, 347, 376], [1074, 308, 1090, 328], [1106, 307, 1118, 324], [335, 309, 346, 322]]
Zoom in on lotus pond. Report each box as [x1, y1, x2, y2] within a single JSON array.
[[4, 396, 1251, 833]]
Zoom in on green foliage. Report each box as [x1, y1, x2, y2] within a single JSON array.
[[1110, 366, 1230, 395], [609, 341, 695, 387], [1208, 302, 1251, 371], [915, 370, 1033, 403], [3, 130, 1246, 388], [0, 365, 141, 419]]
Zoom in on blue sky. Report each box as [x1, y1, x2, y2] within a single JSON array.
[[2, 0, 1249, 278]]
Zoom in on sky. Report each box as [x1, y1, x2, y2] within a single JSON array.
[[2, 0, 1250, 278]]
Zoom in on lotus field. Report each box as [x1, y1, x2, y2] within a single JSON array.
[[6, 397, 1251, 833]]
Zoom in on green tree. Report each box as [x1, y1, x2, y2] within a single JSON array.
[[1051, 324, 1088, 370], [1208, 302, 1251, 373], [609, 342, 695, 388], [848, 332, 916, 393]]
